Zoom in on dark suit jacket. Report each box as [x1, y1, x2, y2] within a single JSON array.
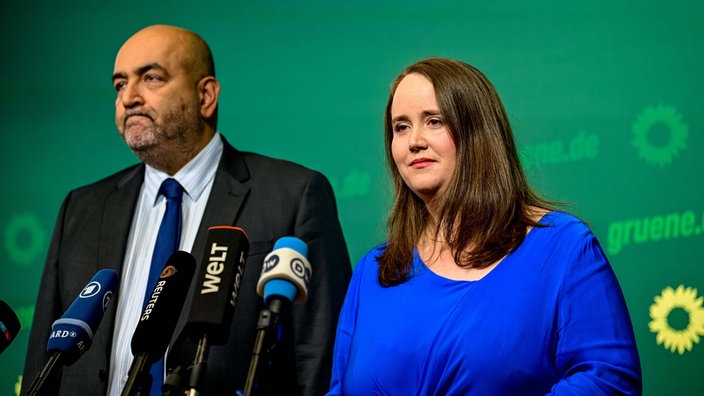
[[22, 137, 352, 395]]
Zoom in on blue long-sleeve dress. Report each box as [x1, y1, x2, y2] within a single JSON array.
[[328, 211, 641, 395]]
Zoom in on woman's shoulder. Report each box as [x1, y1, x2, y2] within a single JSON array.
[[353, 243, 387, 271], [519, 211, 607, 272], [539, 210, 589, 230], [531, 210, 596, 245]]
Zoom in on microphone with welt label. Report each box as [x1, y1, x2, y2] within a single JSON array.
[[0, 300, 21, 355], [121, 251, 196, 396], [27, 269, 119, 396], [183, 226, 249, 396], [242, 236, 312, 396]]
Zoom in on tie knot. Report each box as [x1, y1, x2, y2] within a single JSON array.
[[159, 178, 183, 202]]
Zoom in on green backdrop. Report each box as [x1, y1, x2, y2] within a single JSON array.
[[2, 1, 702, 394]]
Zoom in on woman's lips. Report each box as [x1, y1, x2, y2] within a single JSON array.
[[410, 158, 434, 168]]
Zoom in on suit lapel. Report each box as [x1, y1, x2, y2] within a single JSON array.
[[96, 164, 145, 363], [171, 138, 252, 345], [191, 138, 251, 265], [84, 138, 251, 371]]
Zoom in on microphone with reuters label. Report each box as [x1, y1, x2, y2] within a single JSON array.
[[121, 251, 196, 396]]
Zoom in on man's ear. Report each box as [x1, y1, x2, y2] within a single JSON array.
[[198, 76, 220, 119]]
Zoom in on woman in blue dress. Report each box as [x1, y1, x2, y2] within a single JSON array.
[[328, 58, 641, 395]]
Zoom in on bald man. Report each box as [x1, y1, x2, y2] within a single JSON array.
[[22, 25, 351, 396]]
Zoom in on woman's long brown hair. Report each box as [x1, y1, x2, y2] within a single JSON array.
[[378, 58, 555, 286]]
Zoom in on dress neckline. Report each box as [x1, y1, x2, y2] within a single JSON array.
[[412, 210, 555, 283]]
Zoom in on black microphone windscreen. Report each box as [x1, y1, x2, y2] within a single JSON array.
[[0, 300, 21, 355], [130, 251, 196, 362], [186, 226, 249, 345]]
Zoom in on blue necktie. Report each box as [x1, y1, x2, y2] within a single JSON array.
[[143, 178, 183, 395]]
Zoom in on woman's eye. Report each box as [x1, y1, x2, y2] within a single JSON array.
[[428, 118, 443, 127], [394, 124, 409, 133]]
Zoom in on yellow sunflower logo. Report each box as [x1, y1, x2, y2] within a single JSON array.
[[649, 285, 704, 354]]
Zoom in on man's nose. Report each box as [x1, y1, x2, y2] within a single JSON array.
[[119, 82, 144, 108]]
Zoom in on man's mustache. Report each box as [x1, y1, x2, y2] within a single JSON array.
[[123, 109, 155, 124]]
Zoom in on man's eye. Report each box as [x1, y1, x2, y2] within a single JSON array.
[[114, 81, 126, 91], [145, 74, 162, 82]]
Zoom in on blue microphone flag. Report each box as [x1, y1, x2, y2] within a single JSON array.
[[47, 268, 119, 365]]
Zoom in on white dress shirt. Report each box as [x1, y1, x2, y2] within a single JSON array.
[[107, 133, 224, 395]]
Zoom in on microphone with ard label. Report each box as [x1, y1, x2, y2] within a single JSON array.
[[182, 226, 249, 396], [28, 269, 119, 396], [242, 236, 312, 396], [121, 251, 196, 396], [0, 300, 21, 355]]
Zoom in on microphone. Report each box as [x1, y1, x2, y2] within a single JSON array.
[[121, 251, 196, 396], [0, 300, 21, 355], [182, 226, 249, 396], [242, 237, 312, 396], [187, 226, 250, 343], [28, 269, 119, 396], [256, 236, 311, 306]]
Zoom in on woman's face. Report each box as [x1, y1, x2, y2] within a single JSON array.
[[390, 73, 457, 204]]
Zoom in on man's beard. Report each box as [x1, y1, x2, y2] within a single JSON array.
[[125, 107, 200, 172]]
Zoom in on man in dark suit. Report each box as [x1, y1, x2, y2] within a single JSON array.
[[22, 24, 351, 395]]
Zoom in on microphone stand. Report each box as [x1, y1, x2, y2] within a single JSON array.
[[162, 366, 185, 396], [120, 354, 153, 396], [27, 352, 62, 396], [186, 334, 210, 396], [242, 299, 287, 396]]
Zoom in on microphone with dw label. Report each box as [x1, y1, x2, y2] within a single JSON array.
[[121, 251, 195, 396], [181, 226, 249, 396], [241, 236, 312, 396], [27, 269, 119, 396]]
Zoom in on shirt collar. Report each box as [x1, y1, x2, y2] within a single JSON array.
[[143, 132, 224, 206]]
